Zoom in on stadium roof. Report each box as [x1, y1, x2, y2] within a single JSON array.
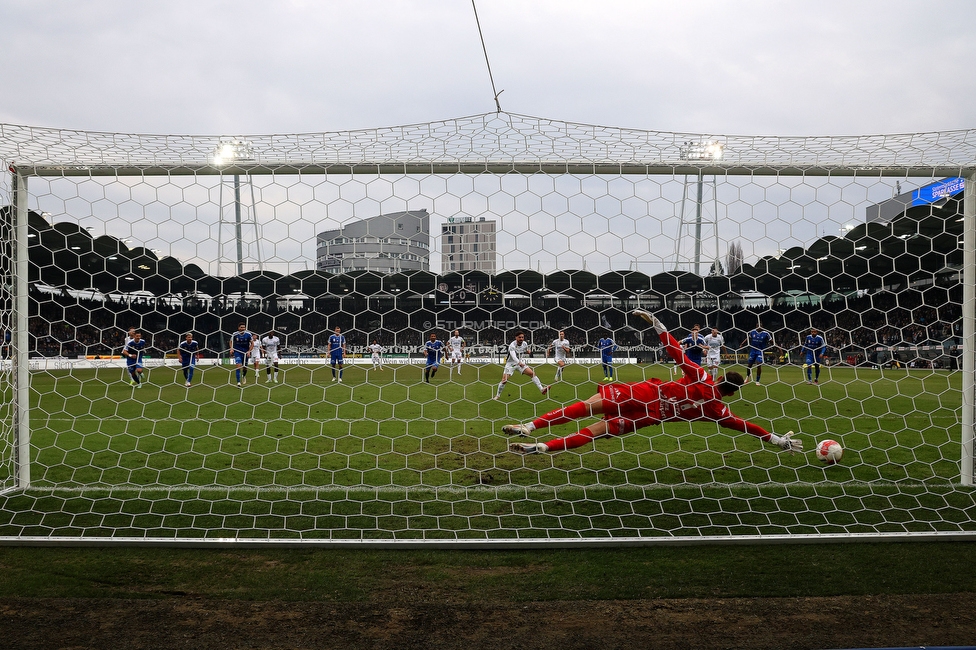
[[3, 112, 976, 177]]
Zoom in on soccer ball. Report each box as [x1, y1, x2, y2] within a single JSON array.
[[815, 439, 844, 464]]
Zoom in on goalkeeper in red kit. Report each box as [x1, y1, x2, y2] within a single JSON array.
[[504, 310, 802, 455]]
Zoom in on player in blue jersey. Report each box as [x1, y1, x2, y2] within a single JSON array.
[[229, 322, 254, 387], [680, 324, 706, 367], [745, 323, 773, 386], [178, 332, 200, 387], [801, 327, 826, 384], [423, 332, 444, 383], [122, 330, 148, 388], [328, 326, 346, 382], [597, 335, 617, 381]]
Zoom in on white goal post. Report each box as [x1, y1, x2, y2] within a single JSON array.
[[0, 113, 975, 544]]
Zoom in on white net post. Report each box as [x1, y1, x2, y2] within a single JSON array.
[[4, 167, 30, 491], [962, 172, 976, 486], [0, 170, 10, 494]]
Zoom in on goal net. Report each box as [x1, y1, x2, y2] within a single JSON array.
[[0, 113, 974, 543]]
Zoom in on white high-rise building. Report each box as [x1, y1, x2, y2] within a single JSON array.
[[440, 216, 496, 274]]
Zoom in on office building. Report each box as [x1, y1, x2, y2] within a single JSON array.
[[441, 216, 496, 274], [316, 210, 430, 274]]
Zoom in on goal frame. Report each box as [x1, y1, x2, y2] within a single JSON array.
[[2, 114, 975, 545]]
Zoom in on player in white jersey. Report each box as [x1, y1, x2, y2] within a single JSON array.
[[261, 331, 281, 383], [493, 331, 549, 401], [249, 331, 263, 382], [546, 330, 572, 382], [368, 338, 385, 372], [447, 330, 465, 376], [702, 326, 726, 382]]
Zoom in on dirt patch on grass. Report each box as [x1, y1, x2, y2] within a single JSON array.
[[2, 593, 975, 649]]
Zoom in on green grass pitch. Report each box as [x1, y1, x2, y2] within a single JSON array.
[[1, 361, 971, 540]]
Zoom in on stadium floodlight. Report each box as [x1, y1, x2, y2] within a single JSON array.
[[213, 140, 260, 276], [213, 139, 254, 167], [679, 140, 724, 161], [674, 140, 725, 275]]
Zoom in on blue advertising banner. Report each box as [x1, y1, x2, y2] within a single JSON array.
[[911, 176, 964, 206]]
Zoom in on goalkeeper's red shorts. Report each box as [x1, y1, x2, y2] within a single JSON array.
[[598, 379, 663, 435]]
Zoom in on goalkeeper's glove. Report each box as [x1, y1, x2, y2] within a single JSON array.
[[777, 431, 803, 453]]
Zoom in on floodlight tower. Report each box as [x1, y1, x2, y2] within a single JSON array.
[[214, 140, 263, 276], [672, 141, 724, 276]]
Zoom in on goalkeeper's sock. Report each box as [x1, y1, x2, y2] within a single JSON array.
[[544, 426, 598, 451], [533, 401, 590, 429]]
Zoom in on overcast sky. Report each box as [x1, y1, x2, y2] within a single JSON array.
[[2, 1, 975, 277], [3, 0, 974, 135]]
